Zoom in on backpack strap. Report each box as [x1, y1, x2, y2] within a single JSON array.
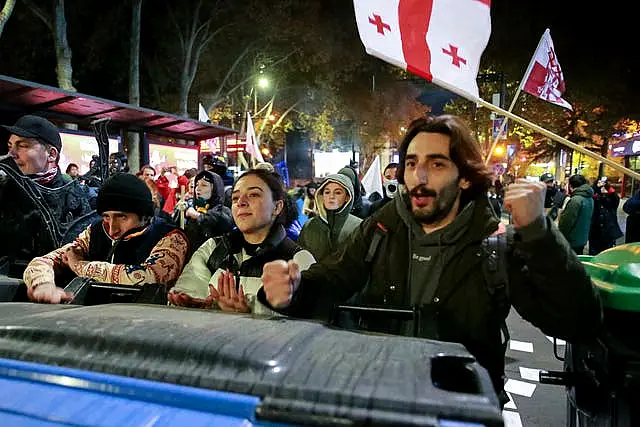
[[482, 225, 512, 355], [365, 222, 387, 263]]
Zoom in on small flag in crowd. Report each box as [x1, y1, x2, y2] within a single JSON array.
[[245, 112, 264, 163], [198, 103, 209, 122], [521, 29, 572, 110]]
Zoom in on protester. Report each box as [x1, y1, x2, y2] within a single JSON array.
[[298, 174, 361, 261], [259, 114, 601, 401], [63, 163, 79, 181], [0, 115, 91, 275], [23, 173, 189, 304], [589, 177, 623, 254], [558, 175, 594, 254], [623, 188, 640, 243], [169, 169, 314, 313], [338, 165, 372, 219], [179, 170, 234, 253]]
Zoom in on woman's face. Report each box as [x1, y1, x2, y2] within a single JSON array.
[[322, 182, 349, 211], [231, 174, 283, 237], [195, 178, 213, 200]]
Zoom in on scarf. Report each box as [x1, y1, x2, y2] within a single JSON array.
[[29, 167, 58, 185]]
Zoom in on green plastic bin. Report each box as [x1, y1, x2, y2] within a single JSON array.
[[579, 243, 640, 313]]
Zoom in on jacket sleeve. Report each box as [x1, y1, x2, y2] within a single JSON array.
[[258, 217, 376, 319], [23, 225, 92, 289], [557, 197, 579, 237], [69, 229, 189, 288], [507, 216, 602, 342], [296, 222, 310, 251], [172, 238, 216, 299], [623, 195, 640, 215]]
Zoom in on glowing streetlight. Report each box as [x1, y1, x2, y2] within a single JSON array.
[[261, 147, 271, 157], [258, 77, 270, 89], [494, 145, 505, 156]]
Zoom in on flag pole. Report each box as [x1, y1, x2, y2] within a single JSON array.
[[485, 30, 548, 165], [432, 77, 640, 181]]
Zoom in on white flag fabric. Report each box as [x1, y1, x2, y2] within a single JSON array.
[[198, 103, 209, 122], [362, 155, 384, 198], [245, 113, 264, 163], [353, 0, 491, 99], [520, 29, 572, 110]]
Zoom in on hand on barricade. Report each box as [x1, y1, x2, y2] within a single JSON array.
[[167, 290, 213, 309], [28, 283, 73, 304]]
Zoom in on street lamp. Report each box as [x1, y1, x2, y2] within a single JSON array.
[[254, 76, 270, 115], [494, 145, 505, 157], [258, 77, 269, 89]]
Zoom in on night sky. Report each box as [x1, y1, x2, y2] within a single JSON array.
[[0, 1, 638, 116], [487, 1, 639, 114]]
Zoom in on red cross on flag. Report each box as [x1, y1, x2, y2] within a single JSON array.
[[353, 0, 491, 99], [520, 29, 572, 110]]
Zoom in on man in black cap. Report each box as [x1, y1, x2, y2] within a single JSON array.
[[0, 115, 91, 276], [3, 115, 64, 182], [540, 172, 559, 219], [23, 173, 190, 304]]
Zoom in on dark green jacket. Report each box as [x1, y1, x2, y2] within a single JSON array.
[[297, 174, 362, 261], [558, 184, 594, 248], [261, 193, 602, 393]]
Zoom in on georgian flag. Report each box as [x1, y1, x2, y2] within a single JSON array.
[[353, 0, 491, 99], [520, 29, 572, 110]]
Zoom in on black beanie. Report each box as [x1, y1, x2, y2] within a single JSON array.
[[96, 173, 155, 217]]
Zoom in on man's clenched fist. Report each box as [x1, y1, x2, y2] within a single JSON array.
[[261, 260, 301, 308], [504, 178, 546, 228], [28, 284, 73, 304]]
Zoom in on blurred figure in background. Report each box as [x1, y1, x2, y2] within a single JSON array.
[[589, 176, 623, 254], [623, 188, 640, 243], [558, 175, 594, 255]]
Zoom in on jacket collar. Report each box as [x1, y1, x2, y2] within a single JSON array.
[[227, 224, 288, 256]]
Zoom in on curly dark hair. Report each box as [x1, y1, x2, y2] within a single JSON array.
[[397, 115, 493, 200], [233, 169, 288, 225]]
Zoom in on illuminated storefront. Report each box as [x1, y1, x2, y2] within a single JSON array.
[[147, 142, 199, 175], [58, 131, 120, 175], [610, 137, 640, 196]]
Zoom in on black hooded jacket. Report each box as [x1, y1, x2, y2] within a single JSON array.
[[184, 171, 234, 254], [337, 166, 372, 219]]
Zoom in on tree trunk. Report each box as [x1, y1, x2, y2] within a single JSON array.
[[0, 0, 17, 38], [127, 0, 143, 172], [130, 0, 142, 106], [53, 0, 75, 91]]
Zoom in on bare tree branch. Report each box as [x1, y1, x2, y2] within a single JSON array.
[[166, 2, 185, 50], [23, 0, 53, 32], [209, 44, 252, 105], [0, 0, 17, 38], [216, 49, 302, 107], [190, 0, 203, 39]]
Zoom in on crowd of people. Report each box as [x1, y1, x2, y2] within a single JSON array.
[[0, 113, 605, 405]]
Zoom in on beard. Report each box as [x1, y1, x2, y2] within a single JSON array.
[[408, 178, 461, 225]]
